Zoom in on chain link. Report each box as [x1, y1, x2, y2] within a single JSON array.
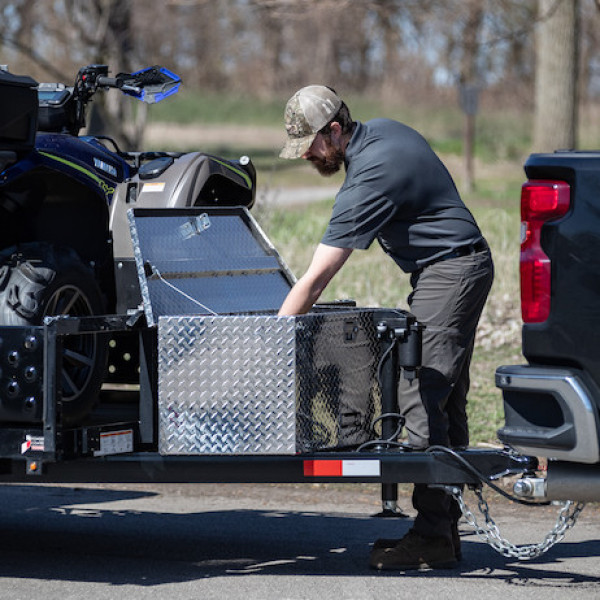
[[449, 486, 585, 560]]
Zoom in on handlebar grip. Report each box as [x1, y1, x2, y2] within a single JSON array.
[[96, 76, 120, 88]]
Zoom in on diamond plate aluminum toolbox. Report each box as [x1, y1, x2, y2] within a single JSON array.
[[129, 208, 419, 455], [158, 310, 392, 454]]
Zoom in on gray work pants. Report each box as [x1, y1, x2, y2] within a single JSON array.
[[398, 246, 494, 541]]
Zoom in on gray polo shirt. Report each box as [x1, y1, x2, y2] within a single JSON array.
[[321, 119, 483, 272]]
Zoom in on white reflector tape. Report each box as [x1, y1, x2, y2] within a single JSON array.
[[342, 460, 380, 477], [304, 459, 381, 477]]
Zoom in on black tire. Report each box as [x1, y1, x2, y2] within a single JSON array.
[[0, 243, 108, 425]]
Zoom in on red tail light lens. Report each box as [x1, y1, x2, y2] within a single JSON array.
[[520, 181, 570, 323]]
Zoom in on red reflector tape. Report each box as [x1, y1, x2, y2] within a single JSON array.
[[303, 460, 380, 477], [304, 460, 343, 477]]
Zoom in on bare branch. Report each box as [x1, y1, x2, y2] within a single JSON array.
[[0, 34, 67, 80]]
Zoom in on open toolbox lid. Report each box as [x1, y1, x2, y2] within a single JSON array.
[[128, 207, 296, 326]]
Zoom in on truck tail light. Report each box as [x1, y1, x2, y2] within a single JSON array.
[[520, 180, 570, 323]]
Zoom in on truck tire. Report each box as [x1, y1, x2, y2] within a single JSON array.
[[0, 243, 107, 425]]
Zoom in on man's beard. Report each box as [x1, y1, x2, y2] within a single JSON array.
[[309, 145, 344, 176]]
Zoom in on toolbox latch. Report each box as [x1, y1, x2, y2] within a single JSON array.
[[343, 319, 359, 342]]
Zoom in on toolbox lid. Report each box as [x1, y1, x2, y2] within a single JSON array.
[[128, 207, 295, 326]]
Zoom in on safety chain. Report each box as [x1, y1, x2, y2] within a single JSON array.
[[449, 485, 585, 560]]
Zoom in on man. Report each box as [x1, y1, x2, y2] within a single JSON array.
[[278, 85, 493, 570]]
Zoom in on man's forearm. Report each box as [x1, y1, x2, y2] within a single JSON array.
[[278, 276, 322, 316], [278, 243, 353, 316]]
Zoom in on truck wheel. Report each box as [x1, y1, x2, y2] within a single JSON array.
[[0, 243, 107, 425]]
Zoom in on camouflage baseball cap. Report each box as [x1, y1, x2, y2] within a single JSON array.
[[279, 85, 343, 159]]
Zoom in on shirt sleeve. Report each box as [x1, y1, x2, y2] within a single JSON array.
[[321, 184, 397, 250]]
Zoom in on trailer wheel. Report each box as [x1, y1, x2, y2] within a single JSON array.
[[0, 243, 107, 425]]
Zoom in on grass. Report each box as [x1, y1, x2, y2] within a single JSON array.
[[149, 90, 284, 127]]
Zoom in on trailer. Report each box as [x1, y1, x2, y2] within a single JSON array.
[[0, 206, 533, 488]]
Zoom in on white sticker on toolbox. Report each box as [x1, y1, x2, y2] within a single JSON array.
[[94, 429, 134, 456], [342, 460, 381, 477], [142, 182, 165, 193]]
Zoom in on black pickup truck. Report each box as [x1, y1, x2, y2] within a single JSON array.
[[497, 151, 600, 501]]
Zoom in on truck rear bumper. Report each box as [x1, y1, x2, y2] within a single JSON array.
[[496, 364, 600, 463]]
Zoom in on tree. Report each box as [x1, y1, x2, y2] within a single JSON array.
[[533, 0, 580, 151], [64, 0, 148, 149], [458, 0, 484, 192]]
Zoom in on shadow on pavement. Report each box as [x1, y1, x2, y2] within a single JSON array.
[[0, 484, 598, 590]]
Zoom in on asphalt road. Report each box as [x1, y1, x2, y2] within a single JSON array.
[[0, 481, 599, 599]]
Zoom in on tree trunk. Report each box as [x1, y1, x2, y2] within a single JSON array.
[[459, 0, 483, 193], [533, 0, 579, 152]]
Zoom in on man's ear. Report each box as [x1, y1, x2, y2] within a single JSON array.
[[329, 121, 343, 144]]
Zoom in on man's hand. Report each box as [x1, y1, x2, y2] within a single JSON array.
[[278, 243, 352, 316]]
